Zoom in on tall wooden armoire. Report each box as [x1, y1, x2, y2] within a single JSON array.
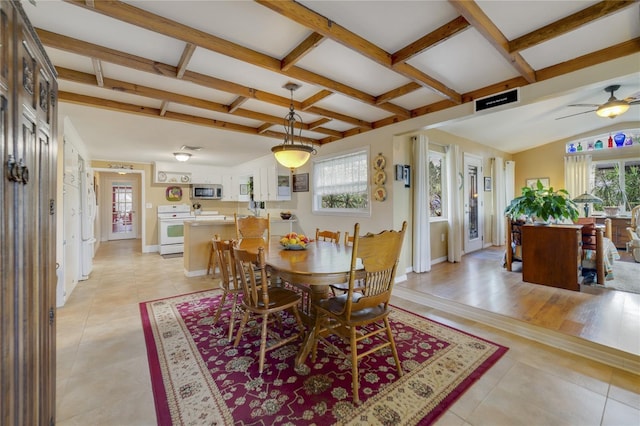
[[1, 1, 58, 425]]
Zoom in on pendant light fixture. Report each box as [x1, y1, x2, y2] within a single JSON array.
[[271, 82, 316, 172]]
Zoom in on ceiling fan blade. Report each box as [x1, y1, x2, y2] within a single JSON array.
[[555, 109, 597, 120], [567, 103, 600, 107], [628, 99, 640, 105]]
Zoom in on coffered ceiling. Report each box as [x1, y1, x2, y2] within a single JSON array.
[[22, 0, 640, 166]]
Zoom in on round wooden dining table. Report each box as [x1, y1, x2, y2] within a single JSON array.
[[238, 237, 359, 367]]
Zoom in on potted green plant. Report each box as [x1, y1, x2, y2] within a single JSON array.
[[505, 180, 579, 224]]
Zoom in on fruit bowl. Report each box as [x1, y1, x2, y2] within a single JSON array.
[[280, 212, 292, 220], [280, 243, 306, 250], [280, 232, 310, 250]]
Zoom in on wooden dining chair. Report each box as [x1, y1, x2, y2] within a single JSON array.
[[206, 234, 220, 276], [343, 231, 354, 246], [235, 213, 270, 240], [329, 231, 358, 295], [233, 245, 305, 373], [211, 238, 243, 341], [310, 221, 407, 404], [315, 228, 340, 243]]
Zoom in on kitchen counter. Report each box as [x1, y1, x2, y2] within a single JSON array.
[[183, 220, 236, 277], [183, 218, 300, 277]]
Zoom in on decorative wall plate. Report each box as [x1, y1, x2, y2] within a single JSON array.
[[374, 186, 387, 201], [180, 174, 190, 183], [373, 170, 386, 185], [166, 186, 182, 201], [373, 153, 386, 170], [157, 171, 167, 182]]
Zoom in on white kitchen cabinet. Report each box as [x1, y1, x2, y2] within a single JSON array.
[[191, 166, 222, 185], [252, 164, 291, 201], [221, 174, 237, 201], [238, 175, 251, 202]]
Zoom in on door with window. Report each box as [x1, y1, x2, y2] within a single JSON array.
[[104, 175, 137, 240], [463, 154, 484, 253]]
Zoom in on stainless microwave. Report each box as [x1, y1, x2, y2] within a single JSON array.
[[191, 184, 223, 200]]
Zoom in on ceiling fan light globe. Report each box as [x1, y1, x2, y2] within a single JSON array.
[[596, 101, 629, 118], [173, 152, 192, 162]]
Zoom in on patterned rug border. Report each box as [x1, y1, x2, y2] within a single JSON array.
[[140, 290, 509, 425]]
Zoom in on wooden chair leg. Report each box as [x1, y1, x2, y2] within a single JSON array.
[[207, 241, 216, 275], [212, 291, 227, 323], [350, 326, 360, 405], [234, 311, 250, 347], [385, 317, 403, 377], [227, 294, 240, 342], [259, 313, 269, 373]]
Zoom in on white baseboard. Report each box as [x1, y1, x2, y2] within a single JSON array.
[[144, 244, 158, 253], [184, 268, 208, 278], [393, 287, 640, 375]]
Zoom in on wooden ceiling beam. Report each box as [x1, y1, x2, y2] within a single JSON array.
[[256, 0, 459, 106], [91, 58, 104, 87], [37, 29, 370, 130], [228, 96, 248, 113], [281, 32, 325, 72], [176, 43, 197, 79], [301, 89, 333, 110], [308, 118, 332, 130], [449, 0, 536, 84], [392, 16, 470, 64], [63, 0, 409, 118], [375, 83, 421, 105], [393, 62, 461, 103], [509, 1, 638, 53], [535, 37, 640, 82]]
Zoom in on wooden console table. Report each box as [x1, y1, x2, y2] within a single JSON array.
[[521, 224, 582, 291]]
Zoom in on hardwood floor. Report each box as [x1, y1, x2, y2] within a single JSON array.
[[395, 246, 640, 364]]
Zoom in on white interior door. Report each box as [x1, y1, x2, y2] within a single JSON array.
[[104, 175, 138, 240], [463, 154, 484, 253]]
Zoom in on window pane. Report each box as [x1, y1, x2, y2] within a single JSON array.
[[313, 150, 369, 214], [624, 160, 640, 209], [593, 162, 621, 210], [429, 154, 442, 217]]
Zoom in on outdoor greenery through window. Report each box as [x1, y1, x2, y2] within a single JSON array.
[[312, 149, 369, 215], [429, 151, 446, 219], [591, 158, 640, 212]]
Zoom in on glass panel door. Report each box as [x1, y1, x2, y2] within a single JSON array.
[[109, 180, 135, 240], [464, 154, 483, 253]]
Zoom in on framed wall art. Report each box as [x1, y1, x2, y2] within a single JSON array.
[[292, 173, 309, 192], [484, 177, 492, 192], [526, 177, 549, 189]]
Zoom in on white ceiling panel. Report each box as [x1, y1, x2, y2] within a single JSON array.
[[297, 40, 411, 96], [521, 8, 640, 70], [407, 29, 520, 94]]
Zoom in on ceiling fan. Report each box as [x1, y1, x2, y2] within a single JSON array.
[[556, 84, 640, 120]]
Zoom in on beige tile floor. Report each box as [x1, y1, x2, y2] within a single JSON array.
[[55, 240, 640, 425]]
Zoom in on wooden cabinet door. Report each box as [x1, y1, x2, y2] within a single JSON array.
[[1, 2, 57, 425]]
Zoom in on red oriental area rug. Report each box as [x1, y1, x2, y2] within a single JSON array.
[[140, 290, 507, 425]]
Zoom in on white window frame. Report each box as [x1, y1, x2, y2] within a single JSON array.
[[429, 150, 448, 223], [311, 147, 371, 217]]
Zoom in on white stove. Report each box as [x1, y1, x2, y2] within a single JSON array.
[[157, 204, 194, 255]]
